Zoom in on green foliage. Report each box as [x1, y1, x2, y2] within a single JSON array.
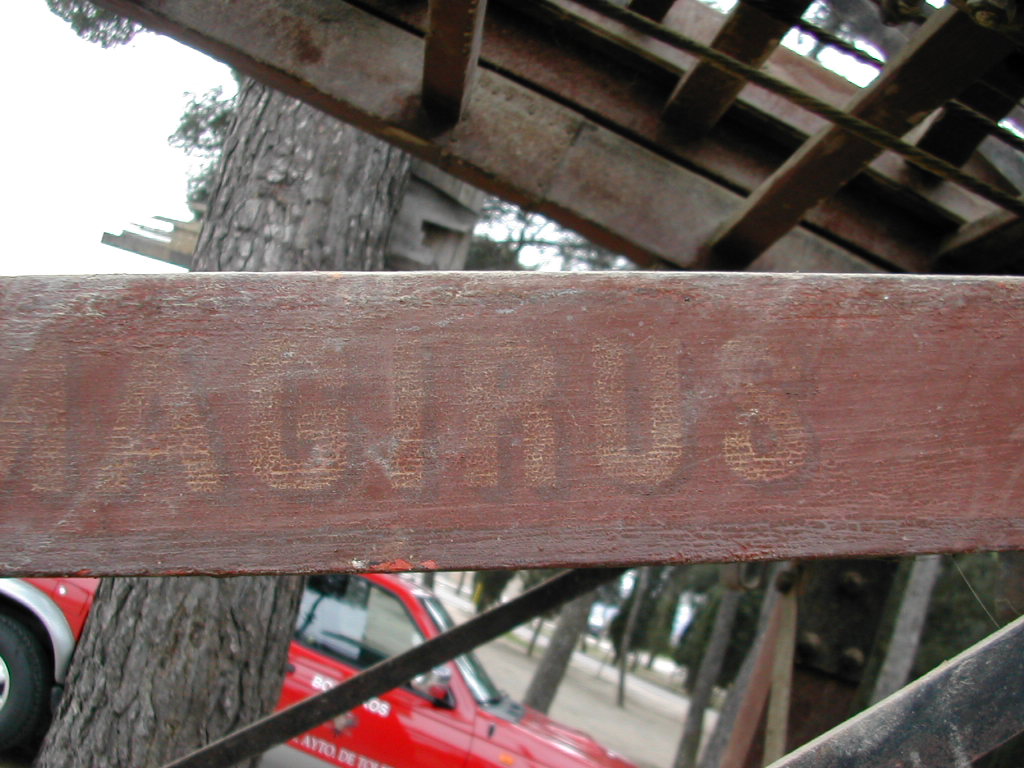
[[465, 236, 524, 270], [46, 0, 139, 48], [169, 86, 238, 158], [472, 197, 629, 271], [169, 84, 240, 214], [673, 580, 764, 692], [608, 566, 696, 660], [518, 569, 561, 591]]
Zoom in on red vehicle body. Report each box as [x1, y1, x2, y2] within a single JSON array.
[[1, 574, 635, 768]]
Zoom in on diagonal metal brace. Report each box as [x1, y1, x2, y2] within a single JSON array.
[[769, 612, 1024, 767], [160, 567, 625, 768]]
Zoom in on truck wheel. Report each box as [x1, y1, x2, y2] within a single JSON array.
[[0, 614, 49, 752]]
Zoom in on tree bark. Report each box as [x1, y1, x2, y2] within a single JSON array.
[[193, 79, 411, 272], [35, 577, 303, 768], [35, 79, 414, 768], [522, 591, 599, 715]]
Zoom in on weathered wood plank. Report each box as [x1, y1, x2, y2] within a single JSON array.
[[704, 7, 1014, 268], [422, 0, 488, 125], [4, 272, 1024, 577], [662, 0, 814, 137], [771, 614, 1024, 767]]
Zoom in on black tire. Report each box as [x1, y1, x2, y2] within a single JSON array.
[[0, 613, 49, 752]]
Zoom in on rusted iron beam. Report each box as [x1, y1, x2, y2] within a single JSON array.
[[5, 272, 1024, 577], [422, 0, 488, 126], [769, 613, 1024, 767], [662, 0, 814, 137], [703, 6, 1014, 269], [161, 568, 626, 768]]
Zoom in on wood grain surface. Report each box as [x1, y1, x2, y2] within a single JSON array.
[[3, 272, 1023, 576]]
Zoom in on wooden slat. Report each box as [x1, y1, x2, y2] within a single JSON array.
[[772, 614, 1024, 767], [372, 0, 932, 270], [422, 0, 488, 126], [94, 0, 1001, 273], [5, 272, 1024, 577], [88, 0, 865, 270], [703, 6, 1014, 269], [662, 0, 814, 137]]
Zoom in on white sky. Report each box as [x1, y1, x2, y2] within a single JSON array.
[[1, 1, 237, 276]]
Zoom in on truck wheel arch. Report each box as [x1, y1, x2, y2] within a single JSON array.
[[0, 580, 77, 686]]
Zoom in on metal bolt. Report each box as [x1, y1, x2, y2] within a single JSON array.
[[839, 570, 867, 598], [839, 646, 865, 674], [797, 631, 823, 662], [776, 568, 798, 594]]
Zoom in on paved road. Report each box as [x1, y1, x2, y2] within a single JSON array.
[[434, 578, 698, 768], [474, 636, 688, 768]]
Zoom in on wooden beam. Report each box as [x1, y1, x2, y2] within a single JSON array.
[[93, 0, 997, 272], [5, 272, 1024, 577], [422, 0, 488, 126], [373, 0, 930, 269], [703, 6, 1014, 269], [662, 0, 814, 137], [772, 614, 1024, 767], [916, 52, 1024, 168], [88, 0, 865, 270]]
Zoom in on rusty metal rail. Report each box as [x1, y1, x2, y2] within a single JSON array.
[[769, 613, 1024, 767]]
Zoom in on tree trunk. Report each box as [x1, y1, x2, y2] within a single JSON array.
[[527, 617, 545, 657], [674, 585, 742, 768], [617, 568, 650, 707], [35, 78, 414, 768], [869, 554, 942, 704], [522, 591, 598, 714], [193, 79, 410, 272], [698, 564, 788, 768], [35, 577, 303, 768]]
